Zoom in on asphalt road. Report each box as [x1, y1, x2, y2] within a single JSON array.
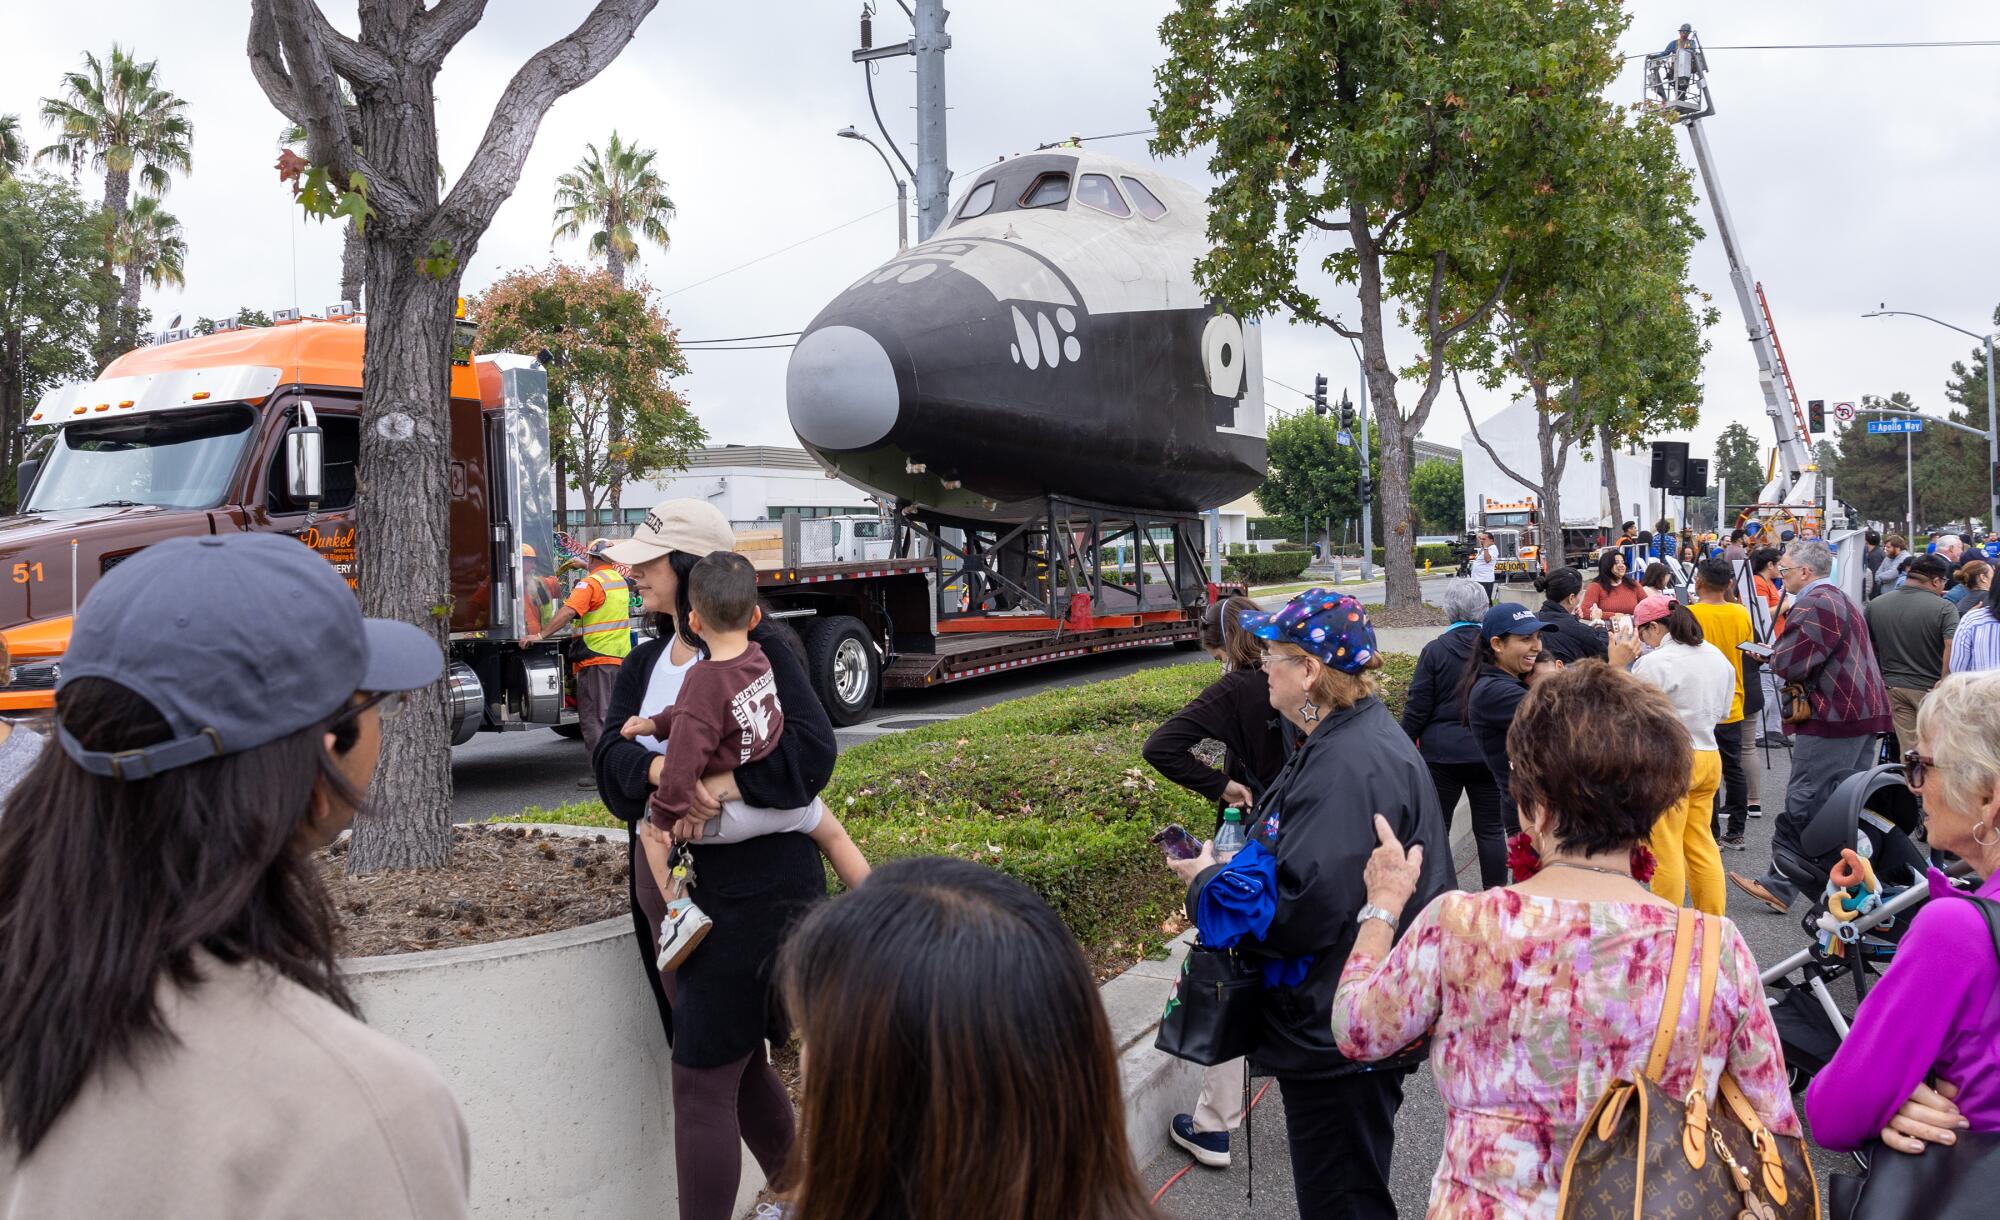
[[1145, 738, 1874, 1218], [447, 643, 1209, 823]]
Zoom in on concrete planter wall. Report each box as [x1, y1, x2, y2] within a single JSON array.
[[342, 827, 763, 1220]]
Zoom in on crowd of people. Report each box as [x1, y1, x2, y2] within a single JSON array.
[[2, 510, 1998, 1220]]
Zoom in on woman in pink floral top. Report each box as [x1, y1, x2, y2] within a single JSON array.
[[1331, 663, 1799, 1219]]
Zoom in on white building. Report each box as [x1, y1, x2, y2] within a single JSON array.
[[571, 445, 879, 531]]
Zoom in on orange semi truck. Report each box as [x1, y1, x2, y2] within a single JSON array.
[[3, 313, 1212, 730], [0, 315, 571, 741]]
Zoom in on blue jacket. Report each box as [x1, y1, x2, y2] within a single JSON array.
[[1188, 695, 1454, 1079]]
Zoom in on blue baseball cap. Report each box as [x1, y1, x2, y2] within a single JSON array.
[[1238, 589, 1377, 673], [55, 533, 443, 780], [1480, 603, 1556, 640]]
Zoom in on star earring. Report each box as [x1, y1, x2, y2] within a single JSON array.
[[1298, 699, 1320, 725]]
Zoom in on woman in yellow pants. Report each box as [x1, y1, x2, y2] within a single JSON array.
[[1628, 596, 1736, 914]]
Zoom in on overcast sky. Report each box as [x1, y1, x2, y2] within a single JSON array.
[[5, 1, 1996, 474]]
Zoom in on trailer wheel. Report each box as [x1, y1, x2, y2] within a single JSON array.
[[805, 616, 879, 726]]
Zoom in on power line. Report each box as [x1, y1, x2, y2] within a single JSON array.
[[680, 342, 798, 352], [675, 331, 801, 344], [1264, 375, 1317, 402], [662, 203, 897, 298]]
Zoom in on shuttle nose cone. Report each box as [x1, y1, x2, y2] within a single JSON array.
[[787, 325, 900, 452]]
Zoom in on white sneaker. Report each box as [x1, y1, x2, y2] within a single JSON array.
[[656, 899, 713, 972]]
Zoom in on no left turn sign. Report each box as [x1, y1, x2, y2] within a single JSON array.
[[1834, 401, 1856, 422]]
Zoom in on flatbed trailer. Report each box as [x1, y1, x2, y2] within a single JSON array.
[[751, 555, 1202, 725]]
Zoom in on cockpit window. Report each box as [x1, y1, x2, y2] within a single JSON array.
[[1121, 176, 1168, 220], [956, 180, 997, 221], [1019, 172, 1071, 209], [1075, 174, 1130, 218]]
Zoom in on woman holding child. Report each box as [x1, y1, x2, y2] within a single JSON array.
[[592, 500, 841, 1220]]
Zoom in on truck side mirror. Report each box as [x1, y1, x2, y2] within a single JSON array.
[[286, 400, 325, 507], [14, 458, 40, 505]]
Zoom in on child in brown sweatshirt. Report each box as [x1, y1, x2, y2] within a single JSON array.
[[624, 551, 868, 968]]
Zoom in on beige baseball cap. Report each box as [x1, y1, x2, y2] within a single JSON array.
[[601, 500, 736, 565]]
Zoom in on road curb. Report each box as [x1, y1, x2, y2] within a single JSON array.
[[1103, 931, 1205, 1169]]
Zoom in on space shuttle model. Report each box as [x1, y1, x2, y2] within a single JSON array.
[[786, 148, 1266, 526]]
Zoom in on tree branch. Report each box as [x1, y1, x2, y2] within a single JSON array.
[[1456, 372, 1542, 499], [247, 2, 306, 125], [1305, 214, 1351, 233], [411, 0, 491, 66], [292, 0, 397, 88], [435, 0, 661, 246]]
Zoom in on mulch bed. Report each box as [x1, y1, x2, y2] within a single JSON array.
[[1366, 602, 1448, 629], [321, 824, 631, 958]]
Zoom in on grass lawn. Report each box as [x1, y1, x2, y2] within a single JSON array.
[[512, 653, 1419, 971]]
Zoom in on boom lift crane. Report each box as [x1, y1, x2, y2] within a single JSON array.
[[1643, 28, 1831, 538]]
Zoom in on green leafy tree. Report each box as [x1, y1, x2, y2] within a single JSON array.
[[108, 195, 184, 349], [1409, 458, 1464, 535], [551, 131, 675, 290], [35, 45, 193, 367], [0, 116, 24, 179], [249, 0, 662, 873], [473, 263, 703, 527], [1153, 0, 1632, 608], [1916, 309, 1998, 528], [1254, 412, 1378, 553], [0, 174, 112, 511], [1454, 106, 1710, 565], [1712, 421, 1764, 517], [192, 307, 277, 335]]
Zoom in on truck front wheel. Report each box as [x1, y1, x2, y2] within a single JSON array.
[[804, 616, 879, 726]]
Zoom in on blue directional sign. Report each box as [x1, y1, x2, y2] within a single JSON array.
[[1867, 417, 1925, 435]]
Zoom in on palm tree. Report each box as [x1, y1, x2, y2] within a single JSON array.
[[550, 132, 675, 288], [0, 115, 23, 179], [37, 45, 193, 226], [38, 45, 192, 365], [110, 196, 186, 340]]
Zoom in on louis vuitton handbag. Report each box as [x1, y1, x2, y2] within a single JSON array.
[[1557, 909, 1820, 1220]]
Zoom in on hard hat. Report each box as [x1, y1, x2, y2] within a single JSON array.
[[587, 537, 615, 557], [521, 543, 538, 558], [1679, 22, 1692, 33]]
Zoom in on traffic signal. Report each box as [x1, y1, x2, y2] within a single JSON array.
[[1312, 374, 1329, 415], [1339, 391, 1355, 432], [1808, 399, 1825, 433]]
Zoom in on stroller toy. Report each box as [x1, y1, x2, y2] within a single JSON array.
[[1814, 848, 1882, 955]]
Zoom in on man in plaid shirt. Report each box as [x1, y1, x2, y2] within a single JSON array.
[[1730, 539, 1892, 912]]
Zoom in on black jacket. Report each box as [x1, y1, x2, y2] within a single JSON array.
[[592, 622, 836, 1066], [1466, 665, 1532, 809], [1536, 601, 1609, 666], [1142, 668, 1292, 814], [1188, 695, 1454, 1080], [1400, 624, 1482, 766]]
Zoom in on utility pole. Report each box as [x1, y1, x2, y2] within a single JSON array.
[[914, 0, 951, 240], [852, 3, 950, 242]]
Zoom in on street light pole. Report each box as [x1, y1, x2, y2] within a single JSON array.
[[1862, 308, 2000, 533], [836, 125, 908, 250]]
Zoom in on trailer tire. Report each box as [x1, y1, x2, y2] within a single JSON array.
[[805, 616, 878, 726]]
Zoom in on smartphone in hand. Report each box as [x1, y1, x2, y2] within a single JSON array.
[[1151, 824, 1204, 861]]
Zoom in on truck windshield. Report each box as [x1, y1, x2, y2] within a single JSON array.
[[25, 406, 256, 513]]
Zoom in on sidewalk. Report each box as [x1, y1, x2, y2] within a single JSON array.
[[1142, 737, 1859, 1216]]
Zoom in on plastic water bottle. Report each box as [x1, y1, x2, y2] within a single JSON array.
[[1213, 807, 1248, 863]]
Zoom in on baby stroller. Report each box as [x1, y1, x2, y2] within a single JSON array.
[[1758, 764, 1965, 1093]]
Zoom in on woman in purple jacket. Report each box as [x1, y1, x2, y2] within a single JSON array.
[[1806, 670, 2000, 1152]]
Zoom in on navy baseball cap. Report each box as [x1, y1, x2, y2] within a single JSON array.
[[55, 533, 443, 780], [1480, 603, 1556, 640]]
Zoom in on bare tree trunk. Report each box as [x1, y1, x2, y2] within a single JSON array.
[[1535, 402, 1568, 574], [1349, 219, 1421, 608], [344, 242, 460, 874], [92, 167, 133, 369], [341, 219, 366, 308], [606, 241, 625, 289], [1599, 422, 1625, 529]]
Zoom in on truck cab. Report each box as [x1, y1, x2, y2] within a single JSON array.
[[1, 315, 570, 741]]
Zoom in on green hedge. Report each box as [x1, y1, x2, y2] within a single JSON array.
[[1224, 550, 1312, 583], [515, 655, 1419, 970]]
